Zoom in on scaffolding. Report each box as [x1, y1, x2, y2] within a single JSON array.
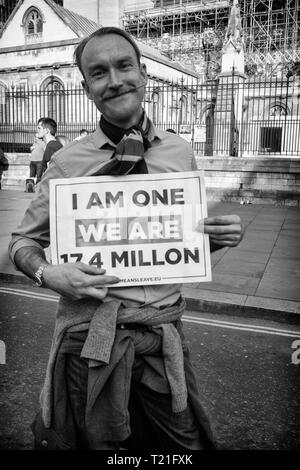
[[122, 0, 300, 76], [123, 1, 229, 46], [241, 0, 300, 69]]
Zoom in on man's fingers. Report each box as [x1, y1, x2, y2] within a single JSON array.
[[85, 286, 109, 300], [204, 215, 241, 225], [87, 274, 120, 286], [196, 215, 244, 250], [77, 263, 106, 275], [210, 240, 239, 247], [210, 233, 241, 241], [197, 215, 242, 233], [204, 224, 242, 235], [67, 263, 120, 283]]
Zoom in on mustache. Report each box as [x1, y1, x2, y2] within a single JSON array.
[[104, 82, 146, 101]]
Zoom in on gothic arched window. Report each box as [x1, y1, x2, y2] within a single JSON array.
[[40, 77, 65, 122], [179, 95, 187, 124], [151, 90, 160, 125], [270, 104, 288, 117], [23, 8, 44, 43], [0, 82, 7, 123]]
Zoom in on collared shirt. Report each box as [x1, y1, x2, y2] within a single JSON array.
[[9, 121, 198, 308]]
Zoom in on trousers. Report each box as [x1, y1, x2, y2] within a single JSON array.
[[32, 323, 215, 450], [62, 327, 213, 450], [29, 161, 43, 183]]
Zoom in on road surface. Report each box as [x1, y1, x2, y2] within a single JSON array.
[[0, 281, 299, 450]]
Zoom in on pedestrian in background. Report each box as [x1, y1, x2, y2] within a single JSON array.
[[29, 135, 46, 184], [74, 128, 89, 141], [0, 147, 8, 190], [36, 117, 62, 177]]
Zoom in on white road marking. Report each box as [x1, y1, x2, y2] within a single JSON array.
[[1, 287, 300, 338], [182, 317, 300, 339], [183, 314, 300, 335], [0, 287, 58, 302]]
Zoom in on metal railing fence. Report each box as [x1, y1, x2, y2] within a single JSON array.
[[1, 71, 299, 156]]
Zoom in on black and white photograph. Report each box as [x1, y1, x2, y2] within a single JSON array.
[[0, 0, 299, 457]]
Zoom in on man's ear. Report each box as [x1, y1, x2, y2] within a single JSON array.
[[140, 63, 148, 86], [81, 79, 91, 99]]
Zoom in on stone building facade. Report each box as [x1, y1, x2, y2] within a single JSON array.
[[0, 0, 198, 138]]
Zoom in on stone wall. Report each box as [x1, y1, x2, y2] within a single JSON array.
[[196, 156, 300, 205], [0, 153, 31, 191], [1, 153, 300, 205]]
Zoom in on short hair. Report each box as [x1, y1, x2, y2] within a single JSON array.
[[38, 117, 57, 136], [80, 128, 88, 135], [166, 128, 176, 134], [74, 26, 141, 78]]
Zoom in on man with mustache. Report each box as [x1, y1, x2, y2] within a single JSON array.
[[9, 27, 244, 450]]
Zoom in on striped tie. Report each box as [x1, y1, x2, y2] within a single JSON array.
[[94, 113, 151, 176]]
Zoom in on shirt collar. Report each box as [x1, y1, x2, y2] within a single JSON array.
[[92, 118, 162, 149], [147, 120, 164, 142]]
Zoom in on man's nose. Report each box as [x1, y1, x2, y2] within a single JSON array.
[[107, 68, 122, 89]]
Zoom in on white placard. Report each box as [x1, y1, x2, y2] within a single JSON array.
[[194, 124, 206, 143], [179, 124, 192, 143], [49, 171, 211, 287]]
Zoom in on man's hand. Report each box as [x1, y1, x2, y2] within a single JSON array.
[[197, 215, 244, 248], [43, 262, 120, 300]]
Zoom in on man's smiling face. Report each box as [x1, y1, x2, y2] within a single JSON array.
[[81, 34, 147, 129]]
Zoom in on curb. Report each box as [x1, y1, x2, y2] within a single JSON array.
[[1, 271, 300, 326], [0, 272, 34, 287], [184, 296, 300, 326]]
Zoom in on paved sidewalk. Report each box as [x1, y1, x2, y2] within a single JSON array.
[[184, 200, 300, 323], [0, 190, 299, 323]]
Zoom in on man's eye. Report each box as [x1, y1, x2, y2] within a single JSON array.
[[92, 70, 105, 78], [120, 62, 132, 70]]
